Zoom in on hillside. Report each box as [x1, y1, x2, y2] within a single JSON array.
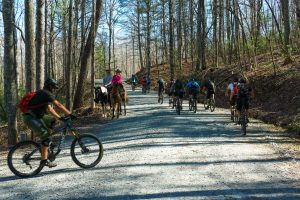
[[136, 54, 300, 133]]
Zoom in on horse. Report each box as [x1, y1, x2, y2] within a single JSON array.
[[94, 85, 111, 117], [110, 84, 128, 119]]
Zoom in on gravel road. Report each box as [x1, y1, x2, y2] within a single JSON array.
[[1, 86, 300, 200]]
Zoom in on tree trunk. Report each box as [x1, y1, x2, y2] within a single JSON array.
[[189, 0, 194, 69], [66, 0, 73, 110], [73, 0, 103, 109], [177, 0, 183, 70], [90, 0, 96, 109], [2, 0, 18, 146], [196, 0, 206, 70], [44, 0, 48, 79], [213, 0, 218, 67], [169, 0, 175, 79], [280, 0, 292, 63], [24, 0, 36, 92], [137, 0, 144, 70], [146, 0, 151, 77], [36, 0, 45, 90]]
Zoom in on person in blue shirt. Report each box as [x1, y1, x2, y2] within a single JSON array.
[[186, 79, 200, 99]]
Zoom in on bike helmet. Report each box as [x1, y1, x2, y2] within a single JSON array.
[[115, 68, 122, 73], [44, 78, 58, 89]]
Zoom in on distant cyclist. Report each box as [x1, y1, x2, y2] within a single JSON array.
[[226, 77, 239, 119], [167, 79, 175, 106], [235, 78, 255, 123], [173, 79, 185, 109], [131, 74, 138, 85], [157, 78, 165, 95], [201, 77, 215, 109], [186, 79, 200, 100]]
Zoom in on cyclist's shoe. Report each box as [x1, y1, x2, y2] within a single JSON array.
[[41, 160, 57, 168]]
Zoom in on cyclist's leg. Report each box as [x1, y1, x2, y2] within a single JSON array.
[[236, 97, 242, 121], [23, 114, 52, 162], [244, 97, 250, 122]]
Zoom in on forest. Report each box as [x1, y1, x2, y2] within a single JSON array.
[[0, 0, 300, 147]]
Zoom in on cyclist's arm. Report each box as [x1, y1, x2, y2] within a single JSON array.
[[47, 105, 61, 119], [52, 100, 72, 116]]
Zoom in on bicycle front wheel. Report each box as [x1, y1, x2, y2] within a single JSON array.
[[71, 133, 103, 168], [7, 141, 43, 178]]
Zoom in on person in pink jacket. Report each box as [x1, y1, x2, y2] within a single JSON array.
[[112, 69, 123, 84], [112, 68, 125, 94]]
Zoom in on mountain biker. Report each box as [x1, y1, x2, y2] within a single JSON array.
[[22, 78, 76, 168], [186, 79, 200, 100], [157, 78, 165, 97], [201, 77, 215, 109], [173, 78, 185, 109], [226, 77, 239, 119], [145, 75, 151, 92], [235, 78, 255, 123], [131, 74, 138, 85]]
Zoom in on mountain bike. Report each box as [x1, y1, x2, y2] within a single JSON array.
[[175, 96, 181, 115], [131, 82, 136, 91], [230, 103, 239, 123], [240, 105, 247, 135], [188, 94, 197, 113], [158, 89, 164, 104], [7, 117, 103, 178], [204, 94, 215, 112]]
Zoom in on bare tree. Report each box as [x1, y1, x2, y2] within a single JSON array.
[[66, 0, 74, 110], [36, 0, 45, 90], [2, 0, 18, 146], [169, 0, 175, 79], [25, 0, 36, 92], [73, 0, 103, 109]]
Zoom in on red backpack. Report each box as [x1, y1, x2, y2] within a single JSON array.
[[18, 91, 46, 113], [233, 84, 239, 95]]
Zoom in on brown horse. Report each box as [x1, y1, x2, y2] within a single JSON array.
[[110, 84, 128, 119]]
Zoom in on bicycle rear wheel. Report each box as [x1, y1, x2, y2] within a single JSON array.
[[209, 98, 215, 112], [240, 107, 247, 135], [176, 97, 180, 115], [7, 141, 43, 178], [193, 99, 197, 113], [71, 133, 103, 168], [188, 98, 192, 111]]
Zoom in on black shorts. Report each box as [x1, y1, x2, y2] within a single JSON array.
[[230, 95, 237, 106], [174, 90, 184, 98], [236, 96, 249, 111], [206, 90, 214, 99]]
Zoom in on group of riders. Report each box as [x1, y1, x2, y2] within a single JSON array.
[[18, 67, 254, 169], [131, 74, 254, 124]]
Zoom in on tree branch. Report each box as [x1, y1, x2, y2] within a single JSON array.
[[12, 22, 25, 42]]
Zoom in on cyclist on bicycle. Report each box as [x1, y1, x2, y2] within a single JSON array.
[[22, 78, 76, 168], [235, 78, 254, 123], [201, 77, 215, 109], [173, 78, 185, 109], [157, 78, 165, 97], [226, 77, 239, 119], [131, 74, 138, 86], [186, 79, 200, 100]]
